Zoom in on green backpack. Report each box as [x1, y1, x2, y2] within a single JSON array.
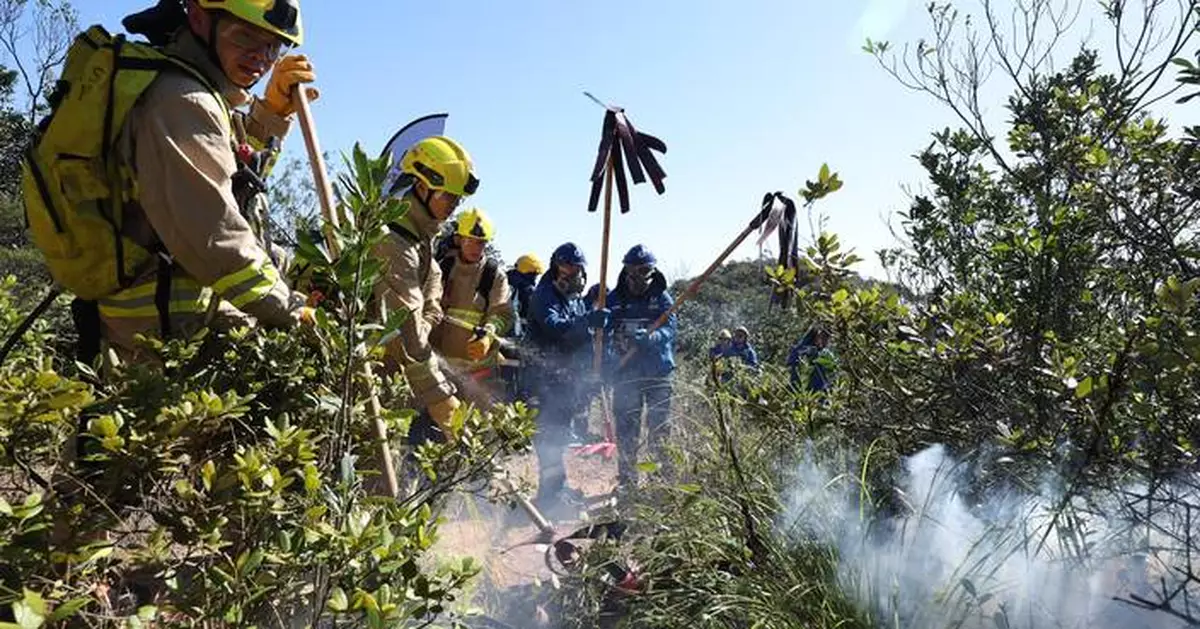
[[22, 24, 226, 301]]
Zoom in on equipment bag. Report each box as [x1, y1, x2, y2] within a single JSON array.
[[22, 24, 225, 301]]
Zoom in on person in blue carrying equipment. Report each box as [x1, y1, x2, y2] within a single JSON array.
[[501, 254, 543, 404], [506, 254, 544, 329], [787, 326, 835, 394], [603, 245, 676, 489], [729, 326, 761, 370], [526, 242, 608, 514], [709, 328, 734, 384], [585, 283, 603, 308]]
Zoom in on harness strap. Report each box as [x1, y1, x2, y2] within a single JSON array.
[[154, 247, 174, 337]]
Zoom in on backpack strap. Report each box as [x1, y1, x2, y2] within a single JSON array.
[[154, 245, 174, 337], [388, 222, 431, 284], [437, 254, 455, 292], [110, 45, 228, 338], [479, 257, 499, 315], [434, 254, 500, 315]]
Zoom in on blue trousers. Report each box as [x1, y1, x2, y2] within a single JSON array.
[[611, 375, 673, 486], [532, 375, 591, 498]]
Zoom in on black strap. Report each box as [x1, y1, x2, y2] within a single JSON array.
[[479, 257, 499, 314], [437, 254, 455, 291], [388, 222, 430, 283], [0, 287, 62, 368], [155, 249, 174, 338], [70, 298, 101, 366], [387, 221, 420, 243], [435, 255, 501, 316]]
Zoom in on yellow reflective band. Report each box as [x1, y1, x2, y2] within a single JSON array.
[[214, 260, 281, 308], [486, 313, 511, 332], [99, 290, 213, 319], [226, 277, 275, 308], [212, 260, 265, 296], [446, 308, 484, 325]]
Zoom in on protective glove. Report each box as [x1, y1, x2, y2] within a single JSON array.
[[264, 54, 318, 118], [466, 333, 493, 362], [427, 395, 462, 441], [587, 308, 611, 329], [633, 328, 653, 347]]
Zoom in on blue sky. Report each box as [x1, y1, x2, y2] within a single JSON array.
[[64, 1, 1197, 283]]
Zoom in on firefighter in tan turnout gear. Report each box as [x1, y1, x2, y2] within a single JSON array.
[[97, 0, 317, 364], [430, 207, 514, 407], [374, 136, 481, 442]]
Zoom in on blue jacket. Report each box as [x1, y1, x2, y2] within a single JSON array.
[[605, 269, 676, 379], [527, 272, 592, 376], [507, 269, 537, 322], [787, 331, 833, 392], [726, 342, 760, 369]]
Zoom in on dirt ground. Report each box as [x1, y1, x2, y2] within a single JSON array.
[[430, 409, 622, 623]]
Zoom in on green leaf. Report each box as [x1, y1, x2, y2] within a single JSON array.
[[81, 544, 114, 564], [328, 587, 349, 612], [201, 460, 216, 492], [242, 548, 265, 574], [303, 463, 321, 494], [13, 590, 45, 629], [46, 390, 90, 410], [374, 306, 413, 350], [819, 163, 831, 184], [636, 461, 660, 474], [173, 479, 194, 498], [1075, 376, 1094, 399], [45, 596, 90, 623]]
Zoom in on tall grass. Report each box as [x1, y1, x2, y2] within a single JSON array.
[[537, 362, 1200, 628]]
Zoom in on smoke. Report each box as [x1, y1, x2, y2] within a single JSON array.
[[783, 442, 1200, 629]]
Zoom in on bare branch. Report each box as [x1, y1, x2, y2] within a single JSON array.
[[0, 0, 76, 125]]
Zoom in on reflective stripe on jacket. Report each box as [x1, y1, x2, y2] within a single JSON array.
[[101, 31, 304, 357], [372, 193, 455, 407], [432, 256, 513, 367]]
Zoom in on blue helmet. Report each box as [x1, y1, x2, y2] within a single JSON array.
[[551, 242, 587, 267], [622, 244, 657, 266]]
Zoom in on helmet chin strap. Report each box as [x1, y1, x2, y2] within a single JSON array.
[[202, 12, 224, 75], [416, 187, 436, 217]]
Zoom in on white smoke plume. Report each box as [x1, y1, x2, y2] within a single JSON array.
[[783, 442, 1200, 629]]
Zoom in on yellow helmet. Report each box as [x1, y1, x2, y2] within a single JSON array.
[[718, 329, 732, 341], [515, 254, 545, 275], [456, 208, 495, 241], [196, 0, 303, 46], [401, 136, 480, 198]]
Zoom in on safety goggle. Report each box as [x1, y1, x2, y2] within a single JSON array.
[[556, 264, 583, 280], [432, 190, 464, 209], [219, 20, 289, 62], [626, 264, 655, 278]]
